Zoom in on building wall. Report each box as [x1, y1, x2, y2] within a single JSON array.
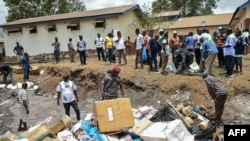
[[117, 11, 142, 41], [0, 42, 4, 62], [232, 10, 247, 31], [116, 11, 143, 55], [246, 6, 250, 19], [3, 16, 133, 56], [167, 26, 219, 39]]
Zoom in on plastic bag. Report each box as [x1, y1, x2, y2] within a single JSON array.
[[142, 48, 147, 61]]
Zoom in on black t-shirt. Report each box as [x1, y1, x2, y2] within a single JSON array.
[[0, 64, 11, 73]]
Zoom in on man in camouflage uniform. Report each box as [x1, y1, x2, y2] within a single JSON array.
[[102, 66, 124, 100], [173, 46, 190, 74]]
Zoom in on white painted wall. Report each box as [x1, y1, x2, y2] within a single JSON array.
[[233, 11, 247, 31], [246, 6, 250, 18], [118, 11, 143, 41], [3, 11, 142, 57]]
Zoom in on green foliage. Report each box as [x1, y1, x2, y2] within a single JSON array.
[[3, 0, 86, 22], [151, 0, 220, 17], [141, 2, 165, 31]]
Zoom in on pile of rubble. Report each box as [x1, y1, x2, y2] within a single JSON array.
[[0, 98, 221, 141]]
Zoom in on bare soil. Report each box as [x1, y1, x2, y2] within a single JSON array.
[[1, 54, 250, 134]]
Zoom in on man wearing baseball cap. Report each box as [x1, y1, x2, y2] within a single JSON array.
[[101, 66, 124, 100]]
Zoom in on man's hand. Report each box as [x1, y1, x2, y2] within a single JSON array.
[[26, 109, 29, 114], [57, 100, 60, 105], [76, 97, 79, 102]]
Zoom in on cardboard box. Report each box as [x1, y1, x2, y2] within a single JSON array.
[[132, 118, 194, 141], [145, 106, 158, 119], [0, 131, 18, 141], [42, 136, 60, 141], [132, 108, 143, 119], [131, 118, 152, 135], [25, 124, 56, 141], [50, 115, 71, 134], [138, 106, 150, 114], [93, 98, 135, 133]]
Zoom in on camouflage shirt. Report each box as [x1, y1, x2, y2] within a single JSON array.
[[103, 75, 122, 99]]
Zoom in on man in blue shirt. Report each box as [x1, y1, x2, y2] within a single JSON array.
[[200, 37, 218, 74], [185, 32, 195, 66], [223, 28, 236, 77], [149, 32, 159, 72], [234, 29, 246, 73]]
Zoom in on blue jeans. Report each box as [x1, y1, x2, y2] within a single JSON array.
[[63, 100, 80, 120], [23, 67, 30, 81], [79, 50, 86, 64], [105, 49, 113, 63], [54, 50, 60, 64]]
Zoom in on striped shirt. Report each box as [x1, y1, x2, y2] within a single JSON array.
[[18, 89, 29, 108]]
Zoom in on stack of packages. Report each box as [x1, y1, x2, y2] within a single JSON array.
[[1, 98, 198, 141]]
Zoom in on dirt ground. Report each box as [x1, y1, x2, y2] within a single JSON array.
[[1, 54, 250, 134]]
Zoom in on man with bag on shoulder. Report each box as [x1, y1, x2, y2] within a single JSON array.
[[77, 35, 87, 65]]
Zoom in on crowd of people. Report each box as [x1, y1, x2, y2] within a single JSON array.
[[1, 26, 249, 130]]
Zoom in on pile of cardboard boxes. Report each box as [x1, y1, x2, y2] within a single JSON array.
[[1, 98, 207, 141]]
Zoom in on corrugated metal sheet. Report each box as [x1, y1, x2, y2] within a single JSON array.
[[167, 13, 233, 29], [152, 10, 180, 17], [1, 4, 139, 27]]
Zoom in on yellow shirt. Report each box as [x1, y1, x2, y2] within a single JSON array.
[[105, 37, 113, 49]]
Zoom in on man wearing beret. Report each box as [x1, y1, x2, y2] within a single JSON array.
[[102, 66, 124, 100]]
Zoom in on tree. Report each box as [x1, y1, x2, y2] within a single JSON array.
[[3, 0, 86, 22], [140, 2, 171, 31], [151, 0, 220, 17]]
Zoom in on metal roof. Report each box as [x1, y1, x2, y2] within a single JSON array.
[[230, 0, 250, 25], [164, 13, 233, 30], [0, 4, 144, 28]]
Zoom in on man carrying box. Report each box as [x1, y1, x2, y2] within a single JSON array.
[[102, 66, 124, 100]]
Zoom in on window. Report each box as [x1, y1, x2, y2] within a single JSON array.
[[67, 23, 80, 31], [93, 20, 105, 28], [7, 28, 22, 34], [46, 25, 56, 32], [29, 26, 37, 34]]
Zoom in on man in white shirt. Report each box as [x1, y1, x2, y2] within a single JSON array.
[[194, 28, 203, 65], [77, 35, 87, 65], [161, 32, 170, 75], [57, 74, 80, 121], [52, 37, 61, 64], [135, 28, 144, 69], [114, 31, 127, 65], [201, 28, 212, 41], [95, 33, 105, 61], [17, 82, 29, 131]]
